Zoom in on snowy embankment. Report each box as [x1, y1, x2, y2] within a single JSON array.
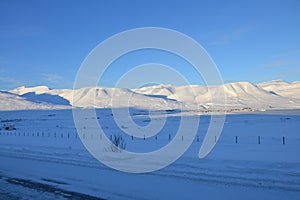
[[0, 109, 300, 199]]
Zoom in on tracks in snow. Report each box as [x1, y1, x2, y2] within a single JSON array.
[[0, 144, 300, 194]]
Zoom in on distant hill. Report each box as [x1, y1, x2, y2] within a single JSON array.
[[2, 80, 299, 111]]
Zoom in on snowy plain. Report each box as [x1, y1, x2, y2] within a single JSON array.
[[0, 108, 300, 200], [0, 80, 300, 199]]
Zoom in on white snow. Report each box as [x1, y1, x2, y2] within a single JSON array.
[[1, 80, 300, 199], [0, 109, 299, 199], [134, 81, 300, 110], [0, 91, 62, 110], [10, 85, 51, 95], [1, 80, 300, 111], [258, 80, 300, 100]]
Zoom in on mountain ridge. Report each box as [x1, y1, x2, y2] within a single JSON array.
[[1, 80, 299, 111]]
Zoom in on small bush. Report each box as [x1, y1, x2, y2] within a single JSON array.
[[107, 135, 126, 152]]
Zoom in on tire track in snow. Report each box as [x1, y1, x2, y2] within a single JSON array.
[[1, 146, 300, 193]]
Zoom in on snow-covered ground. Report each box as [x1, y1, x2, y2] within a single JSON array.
[[0, 109, 300, 199]]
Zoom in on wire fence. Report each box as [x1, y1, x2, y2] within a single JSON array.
[[0, 131, 289, 145]]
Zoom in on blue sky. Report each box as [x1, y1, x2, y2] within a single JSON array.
[[0, 0, 299, 90]]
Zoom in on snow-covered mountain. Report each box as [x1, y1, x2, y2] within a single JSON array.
[[134, 82, 300, 110], [65, 86, 183, 109], [2, 80, 300, 111], [8, 86, 184, 110], [198, 81, 300, 110], [258, 80, 300, 100], [10, 86, 51, 95], [0, 90, 67, 110]]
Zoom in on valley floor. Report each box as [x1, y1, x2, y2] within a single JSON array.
[[0, 109, 300, 199]]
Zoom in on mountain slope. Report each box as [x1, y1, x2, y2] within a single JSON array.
[[220, 82, 300, 109], [258, 80, 300, 100], [10, 86, 184, 110], [134, 82, 300, 110], [66, 86, 184, 109], [10, 86, 50, 95], [5, 81, 300, 111], [0, 91, 65, 110]]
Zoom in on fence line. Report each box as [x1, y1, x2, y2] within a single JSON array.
[[0, 131, 290, 145]]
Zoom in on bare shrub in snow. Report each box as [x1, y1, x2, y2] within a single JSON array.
[[106, 135, 126, 152]]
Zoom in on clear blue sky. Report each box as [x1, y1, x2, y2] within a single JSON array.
[[0, 0, 299, 90]]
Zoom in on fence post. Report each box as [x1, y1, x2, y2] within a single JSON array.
[[235, 136, 238, 144], [283, 136, 285, 145], [258, 136, 261, 144]]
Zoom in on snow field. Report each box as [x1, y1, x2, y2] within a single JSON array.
[[0, 109, 300, 199]]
